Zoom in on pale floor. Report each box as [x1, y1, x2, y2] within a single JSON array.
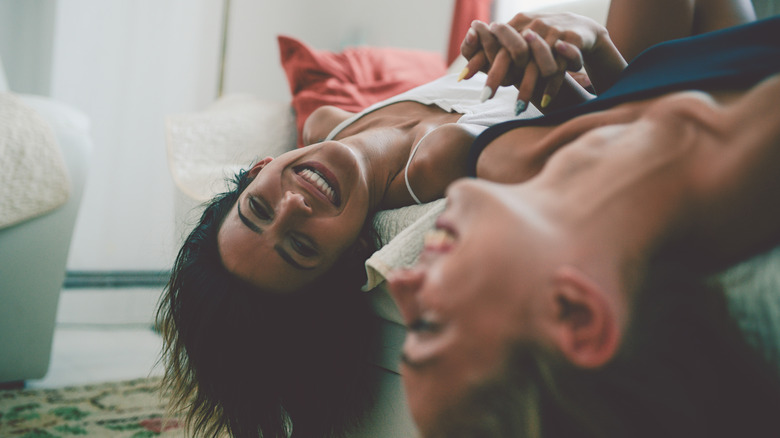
[[25, 288, 165, 390]]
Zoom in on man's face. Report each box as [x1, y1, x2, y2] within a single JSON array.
[[389, 88, 740, 435], [388, 179, 558, 435]]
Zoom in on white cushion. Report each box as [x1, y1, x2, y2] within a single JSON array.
[[166, 94, 297, 202], [0, 93, 71, 229]]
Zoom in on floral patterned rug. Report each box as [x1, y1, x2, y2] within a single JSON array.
[[0, 377, 186, 437]]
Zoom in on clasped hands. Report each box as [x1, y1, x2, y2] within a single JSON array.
[[460, 12, 607, 114]]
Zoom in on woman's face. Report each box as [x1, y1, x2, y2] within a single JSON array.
[[388, 178, 558, 435], [218, 141, 372, 293]]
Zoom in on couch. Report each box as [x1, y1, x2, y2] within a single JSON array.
[[0, 56, 93, 385]]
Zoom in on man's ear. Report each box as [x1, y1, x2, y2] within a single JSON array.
[[247, 157, 274, 178], [549, 265, 621, 369]]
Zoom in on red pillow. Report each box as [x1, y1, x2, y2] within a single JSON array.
[[278, 35, 448, 147]]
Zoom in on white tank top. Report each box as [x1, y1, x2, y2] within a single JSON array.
[[326, 72, 542, 203]]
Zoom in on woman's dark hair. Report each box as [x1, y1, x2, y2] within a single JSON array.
[[429, 271, 780, 438], [156, 168, 380, 437]]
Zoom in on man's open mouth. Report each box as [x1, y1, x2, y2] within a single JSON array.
[[423, 228, 455, 251]]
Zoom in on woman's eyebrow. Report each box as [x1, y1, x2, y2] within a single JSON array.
[[274, 244, 316, 271], [237, 202, 263, 234]]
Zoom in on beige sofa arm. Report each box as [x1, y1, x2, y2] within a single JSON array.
[[0, 95, 92, 384]]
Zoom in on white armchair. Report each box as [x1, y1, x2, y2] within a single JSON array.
[[0, 57, 93, 385]]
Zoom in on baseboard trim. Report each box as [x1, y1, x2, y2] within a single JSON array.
[[64, 270, 170, 289]]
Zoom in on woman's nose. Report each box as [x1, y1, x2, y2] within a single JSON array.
[[278, 190, 313, 220], [387, 268, 425, 324]]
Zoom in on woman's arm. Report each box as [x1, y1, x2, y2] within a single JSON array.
[[576, 22, 627, 95], [461, 12, 626, 112], [460, 0, 755, 111], [606, 0, 756, 61]]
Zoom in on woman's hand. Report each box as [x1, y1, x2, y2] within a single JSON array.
[[460, 12, 620, 110]]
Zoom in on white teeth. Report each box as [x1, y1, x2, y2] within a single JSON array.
[[424, 229, 455, 247], [300, 168, 335, 201]]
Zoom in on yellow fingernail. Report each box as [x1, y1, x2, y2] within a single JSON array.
[[457, 67, 469, 82], [541, 94, 551, 108]]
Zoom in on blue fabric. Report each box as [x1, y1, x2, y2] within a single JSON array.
[[468, 15, 780, 176]]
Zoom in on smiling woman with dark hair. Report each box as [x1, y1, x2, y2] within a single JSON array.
[[157, 72, 529, 437], [157, 169, 380, 437]]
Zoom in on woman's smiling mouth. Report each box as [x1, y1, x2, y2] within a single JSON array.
[[295, 163, 341, 206]]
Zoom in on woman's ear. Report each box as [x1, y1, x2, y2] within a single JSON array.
[[548, 265, 621, 369], [248, 157, 274, 178]]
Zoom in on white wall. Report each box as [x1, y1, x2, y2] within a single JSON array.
[[222, 0, 452, 101], [49, 0, 223, 270], [0, 0, 57, 95]]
